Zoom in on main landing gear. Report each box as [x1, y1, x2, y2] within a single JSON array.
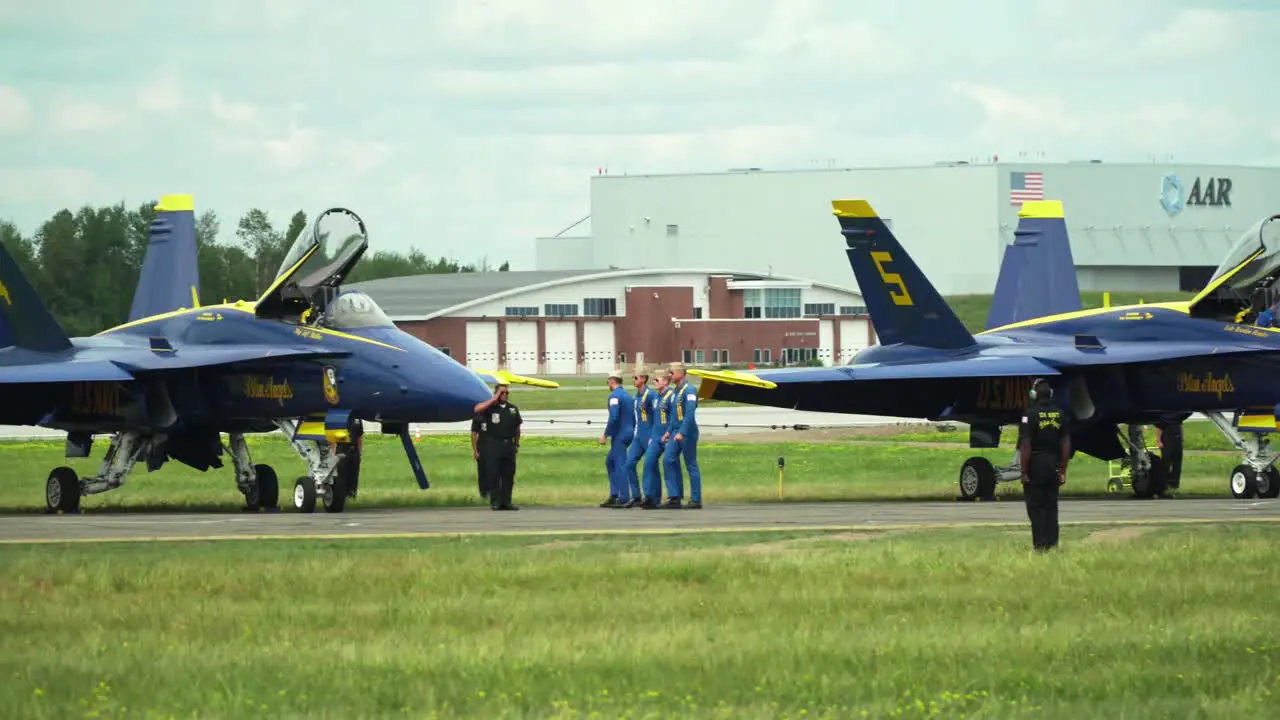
[[1205, 411, 1280, 500], [958, 450, 1022, 501], [275, 419, 362, 513], [43, 431, 280, 515]]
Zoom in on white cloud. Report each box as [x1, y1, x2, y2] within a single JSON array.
[[262, 120, 322, 171], [209, 92, 257, 125], [0, 166, 94, 204], [47, 99, 127, 134], [951, 82, 1081, 140], [0, 85, 31, 133], [338, 141, 390, 175], [1136, 9, 1244, 61], [135, 70, 184, 112]]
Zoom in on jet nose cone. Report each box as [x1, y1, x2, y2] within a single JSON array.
[[435, 359, 494, 421]]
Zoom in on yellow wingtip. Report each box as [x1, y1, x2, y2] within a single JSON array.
[[1017, 200, 1064, 219], [190, 286, 200, 309], [477, 369, 561, 389], [831, 199, 879, 218], [687, 367, 777, 390], [155, 194, 194, 213]]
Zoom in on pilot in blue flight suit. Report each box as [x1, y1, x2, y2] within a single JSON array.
[[623, 366, 659, 508], [599, 368, 635, 508], [1258, 303, 1277, 328], [640, 369, 672, 509], [661, 361, 702, 509]]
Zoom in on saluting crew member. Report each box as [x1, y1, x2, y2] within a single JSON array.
[[641, 369, 672, 509], [600, 369, 635, 508], [1018, 378, 1072, 550], [623, 365, 659, 508], [474, 383, 522, 511], [471, 410, 492, 499]]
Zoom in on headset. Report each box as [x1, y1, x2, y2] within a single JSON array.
[[1029, 377, 1054, 401]]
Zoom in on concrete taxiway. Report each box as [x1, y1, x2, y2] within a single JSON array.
[[1, 498, 1275, 545]]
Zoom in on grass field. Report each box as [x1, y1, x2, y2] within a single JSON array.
[[1, 523, 1277, 718], [0, 420, 1248, 513]]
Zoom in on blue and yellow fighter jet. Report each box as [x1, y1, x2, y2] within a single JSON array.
[[690, 198, 1280, 501], [0, 195, 556, 515]]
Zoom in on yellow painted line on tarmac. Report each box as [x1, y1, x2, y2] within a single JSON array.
[[0, 516, 1276, 546]]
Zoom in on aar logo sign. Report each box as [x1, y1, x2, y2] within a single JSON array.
[[1161, 173, 1233, 217]]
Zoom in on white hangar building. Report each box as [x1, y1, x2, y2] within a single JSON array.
[[535, 161, 1280, 296], [348, 268, 872, 374]]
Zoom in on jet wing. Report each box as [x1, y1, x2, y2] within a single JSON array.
[[114, 345, 353, 372], [691, 355, 1060, 418], [472, 369, 561, 389], [0, 360, 136, 384]]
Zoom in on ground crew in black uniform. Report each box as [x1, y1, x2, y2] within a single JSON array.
[[1157, 422, 1183, 490], [471, 411, 491, 499], [473, 383, 522, 511], [1018, 378, 1072, 551]]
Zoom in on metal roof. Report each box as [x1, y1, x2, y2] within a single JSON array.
[[347, 268, 862, 321]]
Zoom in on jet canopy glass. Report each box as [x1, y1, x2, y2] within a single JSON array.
[[258, 208, 369, 318], [1203, 214, 1280, 302], [323, 290, 394, 330]]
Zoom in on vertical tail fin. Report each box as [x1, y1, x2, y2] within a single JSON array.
[[0, 240, 72, 352], [128, 194, 201, 322], [985, 200, 1082, 330], [832, 199, 976, 349]]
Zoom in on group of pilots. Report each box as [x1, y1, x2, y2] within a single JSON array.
[[598, 361, 703, 509]]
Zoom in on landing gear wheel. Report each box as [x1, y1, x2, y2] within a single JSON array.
[[252, 464, 280, 510], [1256, 467, 1280, 499], [45, 467, 81, 514], [293, 476, 317, 513], [958, 457, 997, 500], [322, 473, 347, 514], [1230, 464, 1258, 499], [1131, 453, 1167, 499], [1107, 479, 1124, 494]]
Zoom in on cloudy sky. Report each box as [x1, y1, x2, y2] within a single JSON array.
[[0, 0, 1276, 269]]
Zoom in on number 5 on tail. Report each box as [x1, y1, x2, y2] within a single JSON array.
[[871, 251, 914, 306]]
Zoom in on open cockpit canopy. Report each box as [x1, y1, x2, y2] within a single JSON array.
[[255, 208, 369, 319], [1189, 214, 1280, 321]]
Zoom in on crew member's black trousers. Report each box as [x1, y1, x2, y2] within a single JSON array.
[[476, 447, 491, 497], [1024, 453, 1061, 551], [485, 440, 518, 507]]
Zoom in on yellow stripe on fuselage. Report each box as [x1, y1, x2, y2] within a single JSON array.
[[979, 301, 1192, 334]]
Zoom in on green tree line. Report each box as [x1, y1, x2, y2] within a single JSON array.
[[0, 202, 509, 337]]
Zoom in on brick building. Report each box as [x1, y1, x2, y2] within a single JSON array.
[[348, 269, 875, 375]]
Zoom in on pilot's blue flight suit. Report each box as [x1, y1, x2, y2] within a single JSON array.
[[663, 378, 703, 507], [643, 385, 674, 507], [624, 383, 658, 505], [604, 385, 635, 503], [659, 385, 683, 504], [1259, 305, 1277, 328]]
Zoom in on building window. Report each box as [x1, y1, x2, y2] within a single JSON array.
[[682, 349, 693, 364], [711, 349, 720, 363], [505, 306, 538, 317], [839, 305, 868, 315], [439, 346, 451, 357], [695, 349, 704, 364], [544, 303, 579, 317], [619, 352, 626, 365], [753, 348, 773, 364], [804, 302, 835, 317], [784, 348, 818, 365], [693, 307, 703, 319], [583, 297, 617, 316], [743, 288, 761, 319], [764, 288, 801, 318]]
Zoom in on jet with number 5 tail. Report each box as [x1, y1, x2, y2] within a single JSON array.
[[0, 196, 558, 515], [690, 198, 1280, 501]]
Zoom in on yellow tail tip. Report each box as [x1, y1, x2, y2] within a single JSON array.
[[155, 194, 194, 212], [1017, 200, 1064, 219], [831, 199, 879, 218]]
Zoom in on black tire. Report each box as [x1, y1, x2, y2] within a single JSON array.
[[322, 473, 347, 514], [253, 464, 279, 509], [1131, 453, 1166, 498], [959, 457, 997, 500], [1230, 464, 1258, 499], [46, 467, 80, 514], [1257, 467, 1280, 499], [294, 476, 317, 513]]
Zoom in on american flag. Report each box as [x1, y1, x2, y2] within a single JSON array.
[[1009, 171, 1044, 205]]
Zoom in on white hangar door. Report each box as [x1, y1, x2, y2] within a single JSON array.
[[543, 321, 577, 374], [818, 320, 834, 366], [582, 321, 615, 375], [503, 322, 538, 375], [465, 321, 499, 371], [838, 319, 871, 365]]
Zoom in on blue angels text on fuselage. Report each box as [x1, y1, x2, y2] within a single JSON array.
[[691, 198, 1280, 501], [0, 197, 558, 516]]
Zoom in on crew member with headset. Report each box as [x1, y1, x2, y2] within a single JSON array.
[[470, 410, 492, 499], [473, 383, 522, 511], [663, 361, 703, 509], [623, 365, 658, 508], [641, 369, 672, 509], [1018, 377, 1072, 551], [599, 369, 635, 508]]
